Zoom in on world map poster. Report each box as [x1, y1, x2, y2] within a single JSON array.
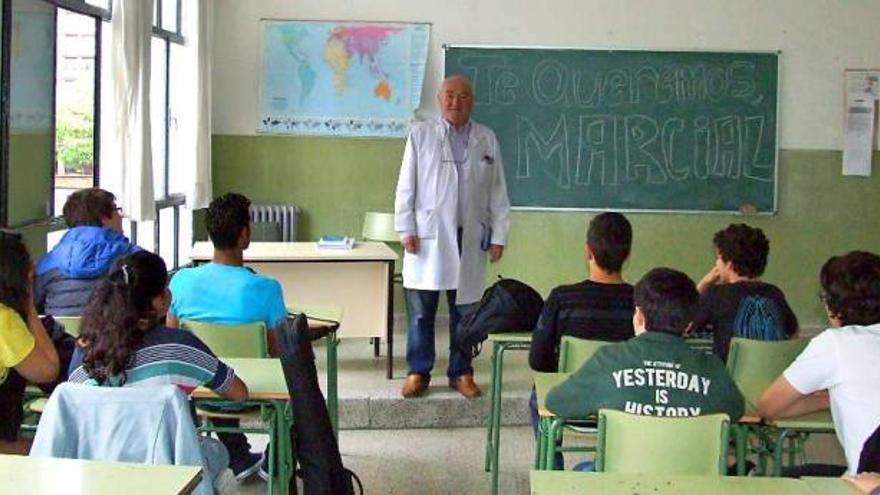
[[259, 20, 430, 137]]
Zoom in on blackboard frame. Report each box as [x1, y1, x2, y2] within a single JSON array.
[[443, 44, 781, 215]]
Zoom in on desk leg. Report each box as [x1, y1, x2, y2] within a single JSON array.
[[267, 400, 292, 495], [386, 260, 394, 379], [773, 428, 793, 477], [489, 343, 506, 495], [544, 418, 566, 471], [484, 341, 501, 472], [327, 330, 339, 437], [536, 416, 549, 470], [734, 423, 747, 476]]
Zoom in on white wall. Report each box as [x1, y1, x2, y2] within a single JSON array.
[[212, 0, 880, 150]]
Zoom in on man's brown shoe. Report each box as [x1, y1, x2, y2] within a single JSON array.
[[449, 374, 481, 398], [401, 374, 429, 398]]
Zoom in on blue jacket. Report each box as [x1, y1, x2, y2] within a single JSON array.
[[34, 226, 139, 316], [30, 383, 213, 495]]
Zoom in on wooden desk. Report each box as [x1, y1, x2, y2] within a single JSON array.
[[533, 372, 577, 471], [193, 358, 290, 495], [191, 241, 399, 378], [193, 357, 288, 401], [0, 455, 201, 494], [530, 471, 821, 495], [803, 476, 863, 495]]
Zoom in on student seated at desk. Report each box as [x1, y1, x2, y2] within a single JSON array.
[[34, 188, 139, 317], [692, 224, 798, 362], [759, 251, 880, 476], [165, 192, 287, 482], [528, 212, 635, 429], [0, 231, 60, 453], [546, 267, 744, 422], [67, 250, 248, 488]]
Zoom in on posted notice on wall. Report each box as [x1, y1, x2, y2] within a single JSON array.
[[843, 70, 879, 176]]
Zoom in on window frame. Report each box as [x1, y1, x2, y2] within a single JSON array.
[[51, 3, 105, 218], [0, 0, 109, 228], [145, 0, 184, 268]]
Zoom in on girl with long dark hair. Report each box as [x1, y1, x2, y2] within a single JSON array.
[[0, 231, 60, 452], [0, 231, 59, 384], [68, 250, 249, 485]]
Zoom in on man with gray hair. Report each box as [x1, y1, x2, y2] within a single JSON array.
[[394, 75, 511, 398]]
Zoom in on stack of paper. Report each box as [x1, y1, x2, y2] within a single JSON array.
[[317, 235, 355, 249]]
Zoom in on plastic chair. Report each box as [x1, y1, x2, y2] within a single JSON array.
[[179, 320, 268, 358], [53, 316, 81, 337], [595, 408, 730, 475], [558, 336, 611, 372], [725, 337, 812, 475], [362, 212, 399, 243], [544, 337, 611, 469], [726, 337, 809, 410]]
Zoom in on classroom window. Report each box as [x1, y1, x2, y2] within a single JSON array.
[[143, 0, 187, 270], [45, 0, 109, 248], [53, 8, 99, 217]]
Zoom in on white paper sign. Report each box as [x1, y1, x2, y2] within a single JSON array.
[[843, 71, 879, 176]]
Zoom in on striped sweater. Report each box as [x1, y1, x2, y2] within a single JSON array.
[[68, 325, 234, 395]]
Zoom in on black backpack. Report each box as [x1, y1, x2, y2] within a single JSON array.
[[454, 278, 544, 360]]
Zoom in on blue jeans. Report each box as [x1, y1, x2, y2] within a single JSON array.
[[405, 288, 475, 380], [198, 436, 230, 490]]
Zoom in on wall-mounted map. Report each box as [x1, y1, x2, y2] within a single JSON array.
[[259, 20, 430, 138]]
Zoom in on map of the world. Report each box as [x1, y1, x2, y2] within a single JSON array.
[[259, 20, 430, 137]]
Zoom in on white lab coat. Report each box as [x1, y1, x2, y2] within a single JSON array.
[[394, 118, 511, 304]]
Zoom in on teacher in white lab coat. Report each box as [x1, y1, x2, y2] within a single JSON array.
[[394, 75, 510, 399]]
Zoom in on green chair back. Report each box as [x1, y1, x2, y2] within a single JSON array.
[[179, 320, 268, 358], [725, 337, 809, 412], [54, 316, 81, 338], [362, 212, 399, 243], [596, 409, 730, 475], [558, 336, 610, 373]]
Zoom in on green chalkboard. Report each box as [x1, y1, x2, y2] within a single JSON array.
[[444, 46, 779, 212]]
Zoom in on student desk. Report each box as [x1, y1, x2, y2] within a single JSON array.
[[190, 241, 398, 378], [802, 476, 863, 495], [533, 372, 577, 471], [483, 332, 532, 495], [193, 358, 291, 495], [529, 470, 858, 495], [0, 455, 202, 494], [734, 408, 835, 476]]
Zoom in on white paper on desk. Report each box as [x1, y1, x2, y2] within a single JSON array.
[[842, 96, 875, 176]]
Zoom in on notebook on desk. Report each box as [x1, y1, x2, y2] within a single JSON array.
[[317, 235, 355, 249]]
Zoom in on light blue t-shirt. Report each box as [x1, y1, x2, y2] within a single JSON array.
[[169, 263, 288, 329]]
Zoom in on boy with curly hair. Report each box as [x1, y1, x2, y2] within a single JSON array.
[[759, 251, 880, 476], [692, 223, 798, 361]]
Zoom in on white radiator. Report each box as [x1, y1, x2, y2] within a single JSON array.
[[249, 204, 299, 242]]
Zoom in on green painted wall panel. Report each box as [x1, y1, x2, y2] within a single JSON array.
[[212, 135, 880, 327], [8, 132, 51, 226]]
